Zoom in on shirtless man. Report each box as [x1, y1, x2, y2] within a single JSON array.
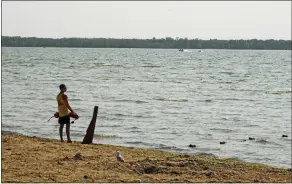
[[56, 84, 76, 143]]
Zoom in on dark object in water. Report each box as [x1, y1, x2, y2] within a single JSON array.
[[189, 144, 196, 148], [82, 106, 98, 144], [282, 135, 288, 138], [178, 49, 184, 52], [249, 137, 255, 140], [220, 141, 226, 144]]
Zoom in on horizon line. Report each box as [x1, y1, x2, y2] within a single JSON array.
[[2, 35, 291, 41]]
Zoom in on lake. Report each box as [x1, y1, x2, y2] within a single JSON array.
[[1, 47, 291, 168]]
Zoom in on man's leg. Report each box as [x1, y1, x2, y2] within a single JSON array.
[[66, 123, 72, 143], [59, 124, 64, 142]]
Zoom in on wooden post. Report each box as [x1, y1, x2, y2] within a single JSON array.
[[82, 106, 98, 144]]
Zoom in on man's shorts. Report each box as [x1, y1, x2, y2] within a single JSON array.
[[58, 115, 70, 124]]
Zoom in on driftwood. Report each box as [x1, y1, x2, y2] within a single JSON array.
[[82, 106, 98, 144]]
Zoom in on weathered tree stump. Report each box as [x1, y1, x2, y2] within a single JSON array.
[[82, 106, 98, 144]]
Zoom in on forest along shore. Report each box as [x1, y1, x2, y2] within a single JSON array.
[[2, 36, 291, 50], [2, 133, 292, 183]]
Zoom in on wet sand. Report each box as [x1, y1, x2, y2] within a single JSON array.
[[2, 133, 291, 182]]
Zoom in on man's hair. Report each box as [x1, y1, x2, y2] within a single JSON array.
[[59, 84, 66, 90]]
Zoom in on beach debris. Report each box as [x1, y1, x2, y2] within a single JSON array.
[[116, 151, 125, 162], [73, 152, 82, 160], [170, 170, 182, 175], [64, 156, 69, 160], [48, 177, 56, 181], [179, 161, 185, 167], [206, 171, 215, 177], [84, 175, 88, 179], [249, 137, 255, 140], [166, 162, 173, 166], [57, 161, 63, 165], [145, 157, 150, 161], [143, 165, 160, 174], [189, 144, 196, 148], [282, 135, 288, 138], [220, 141, 226, 144]]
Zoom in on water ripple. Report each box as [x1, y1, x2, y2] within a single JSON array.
[[1, 47, 291, 168]]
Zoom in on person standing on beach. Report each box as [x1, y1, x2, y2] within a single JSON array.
[[56, 84, 76, 143]]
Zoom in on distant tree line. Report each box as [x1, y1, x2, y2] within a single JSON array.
[[2, 36, 291, 50]]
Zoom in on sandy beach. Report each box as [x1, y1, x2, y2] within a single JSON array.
[[1, 133, 291, 183]]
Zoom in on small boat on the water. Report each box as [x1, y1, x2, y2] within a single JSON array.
[[178, 49, 184, 52]]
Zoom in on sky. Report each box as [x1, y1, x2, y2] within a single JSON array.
[[2, 1, 291, 40]]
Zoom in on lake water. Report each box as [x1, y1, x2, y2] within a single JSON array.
[[1, 47, 291, 168]]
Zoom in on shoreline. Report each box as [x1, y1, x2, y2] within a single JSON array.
[[2, 133, 291, 182], [2, 46, 291, 51], [2, 130, 289, 169]]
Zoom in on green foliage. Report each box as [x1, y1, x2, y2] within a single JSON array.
[[2, 36, 291, 50]]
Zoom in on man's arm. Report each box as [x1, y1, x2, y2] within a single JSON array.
[[63, 95, 75, 113]]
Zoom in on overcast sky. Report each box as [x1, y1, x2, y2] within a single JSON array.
[[2, 1, 291, 40]]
